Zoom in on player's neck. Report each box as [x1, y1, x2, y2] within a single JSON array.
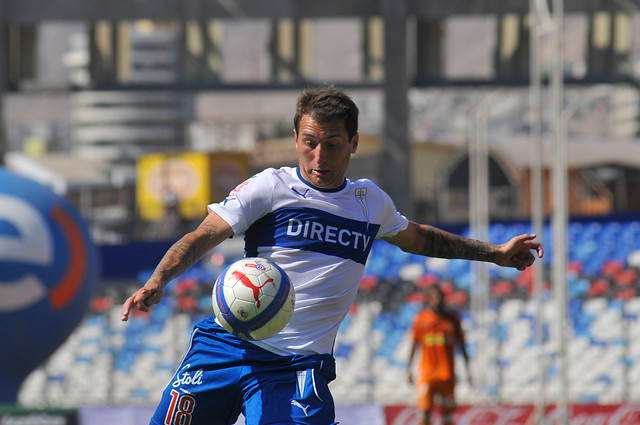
[[429, 305, 446, 315]]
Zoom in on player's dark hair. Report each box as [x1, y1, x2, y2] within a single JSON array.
[[429, 285, 444, 299], [294, 86, 359, 141], [426, 285, 447, 312]]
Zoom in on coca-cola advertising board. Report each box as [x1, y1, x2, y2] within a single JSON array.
[[384, 404, 640, 425]]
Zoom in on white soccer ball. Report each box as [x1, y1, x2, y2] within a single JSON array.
[[212, 257, 295, 341]]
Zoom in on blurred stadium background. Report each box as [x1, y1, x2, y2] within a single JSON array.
[[2, 1, 640, 424]]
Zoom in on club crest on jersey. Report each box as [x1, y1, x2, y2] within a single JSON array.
[[355, 188, 369, 222]]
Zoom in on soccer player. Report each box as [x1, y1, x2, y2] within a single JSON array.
[[407, 285, 470, 425], [121, 86, 543, 425]]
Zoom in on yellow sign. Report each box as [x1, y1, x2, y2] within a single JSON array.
[[137, 152, 208, 221], [137, 152, 249, 221]]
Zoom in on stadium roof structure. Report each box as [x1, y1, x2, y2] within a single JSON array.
[[491, 137, 640, 171], [3, 0, 640, 215], [2, 0, 639, 22]]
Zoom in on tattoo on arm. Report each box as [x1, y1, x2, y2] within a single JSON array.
[[420, 226, 496, 262], [152, 222, 222, 286]]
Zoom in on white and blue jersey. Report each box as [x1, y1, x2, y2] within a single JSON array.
[[208, 166, 408, 356]]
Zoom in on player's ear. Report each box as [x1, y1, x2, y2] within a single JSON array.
[[350, 133, 359, 154]]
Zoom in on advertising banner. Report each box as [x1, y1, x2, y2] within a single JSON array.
[[137, 151, 249, 221], [384, 403, 640, 425], [79, 406, 154, 425], [75, 403, 640, 425], [0, 169, 96, 403], [137, 152, 210, 221], [0, 406, 78, 425]]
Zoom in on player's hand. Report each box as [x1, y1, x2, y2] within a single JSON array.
[[121, 281, 164, 321], [495, 234, 543, 270]]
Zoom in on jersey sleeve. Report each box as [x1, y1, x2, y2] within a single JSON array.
[[207, 170, 274, 235], [369, 183, 408, 238]]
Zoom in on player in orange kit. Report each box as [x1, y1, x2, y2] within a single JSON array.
[[407, 285, 471, 425]]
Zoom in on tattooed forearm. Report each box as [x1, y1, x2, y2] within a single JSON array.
[[152, 223, 223, 286], [151, 238, 200, 286], [420, 226, 496, 262], [199, 221, 222, 239]]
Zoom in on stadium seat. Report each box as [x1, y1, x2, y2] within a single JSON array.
[[399, 263, 425, 282], [583, 297, 608, 314], [614, 288, 636, 300], [601, 260, 625, 278], [415, 273, 439, 289], [628, 249, 640, 268], [405, 291, 427, 304], [90, 296, 113, 312], [445, 290, 468, 308], [588, 279, 610, 297], [498, 299, 523, 323], [568, 260, 583, 274], [491, 280, 513, 298], [514, 267, 533, 293], [614, 268, 638, 287], [174, 277, 198, 295], [359, 275, 379, 293], [439, 280, 455, 295], [176, 295, 198, 312]]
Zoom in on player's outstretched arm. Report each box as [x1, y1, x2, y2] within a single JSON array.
[[121, 212, 233, 321], [383, 221, 542, 270]]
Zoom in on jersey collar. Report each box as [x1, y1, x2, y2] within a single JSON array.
[[296, 167, 347, 193]]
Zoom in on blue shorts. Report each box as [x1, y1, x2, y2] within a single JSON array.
[[151, 317, 338, 425]]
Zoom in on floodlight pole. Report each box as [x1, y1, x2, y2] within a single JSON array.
[[551, 0, 569, 423], [469, 93, 492, 402], [530, 0, 553, 423]]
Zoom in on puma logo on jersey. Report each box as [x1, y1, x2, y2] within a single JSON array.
[[291, 187, 310, 198], [291, 400, 310, 416]]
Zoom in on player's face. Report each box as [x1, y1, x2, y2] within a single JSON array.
[[427, 288, 443, 309], [294, 114, 358, 190]]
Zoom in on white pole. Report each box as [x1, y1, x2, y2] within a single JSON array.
[[551, 0, 569, 423], [469, 95, 492, 402], [530, 0, 547, 421]]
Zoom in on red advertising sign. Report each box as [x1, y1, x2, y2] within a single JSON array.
[[384, 404, 640, 425]]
